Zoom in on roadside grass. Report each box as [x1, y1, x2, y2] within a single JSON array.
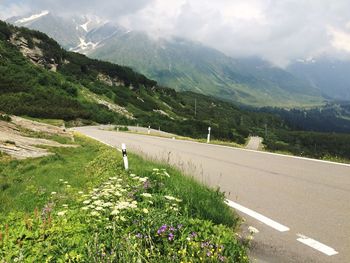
[[0, 135, 104, 213], [127, 154, 239, 228], [0, 134, 248, 262]]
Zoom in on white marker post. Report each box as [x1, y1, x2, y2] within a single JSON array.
[[207, 127, 211, 143], [148, 126, 151, 135], [121, 143, 129, 170]]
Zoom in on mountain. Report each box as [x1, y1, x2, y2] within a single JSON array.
[[0, 20, 286, 144], [7, 12, 324, 107], [287, 57, 350, 101], [2, 20, 350, 161]]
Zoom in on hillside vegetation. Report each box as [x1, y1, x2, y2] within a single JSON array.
[[0, 20, 283, 145]]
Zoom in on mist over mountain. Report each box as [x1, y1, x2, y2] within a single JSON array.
[[287, 57, 350, 101], [7, 11, 326, 107]]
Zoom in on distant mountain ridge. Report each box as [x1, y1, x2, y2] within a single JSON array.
[[287, 57, 350, 101], [7, 11, 325, 107]]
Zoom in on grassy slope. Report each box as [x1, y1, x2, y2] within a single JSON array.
[[0, 134, 248, 262]]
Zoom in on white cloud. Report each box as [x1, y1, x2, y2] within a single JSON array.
[[2, 0, 350, 65], [0, 2, 31, 19], [328, 26, 350, 53]]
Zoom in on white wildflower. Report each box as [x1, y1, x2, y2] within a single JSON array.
[[142, 208, 149, 214], [78, 191, 84, 194], [93, 200, 104, 206], [141, 193, 152, 198], [51, 192, 57, 195], [83, 200, 91, 204], [62, 204, 68, 208], [64, 181, 68, 184], [95, 206, 104, 211], [111, 209, 119, 215], [103, 202, 113, 207], [164, 195, 176, 201], [90, 211, 100, 216], [139, 177, 148, 182], [57, 211, 67, 216], [81, 207, 89, 211]]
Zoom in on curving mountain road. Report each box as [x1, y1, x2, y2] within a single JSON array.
[[75, 126, 350, 263]]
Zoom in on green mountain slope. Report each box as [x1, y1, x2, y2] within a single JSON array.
[[7, 13, 324, 107], [90, 32, 324, 107], [0, 21, 284, 143]]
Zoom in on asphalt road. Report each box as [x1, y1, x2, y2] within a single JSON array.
[[75, 126, 350, 263]]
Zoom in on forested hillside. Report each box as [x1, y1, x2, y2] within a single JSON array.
[[0, 21, 282, 144]]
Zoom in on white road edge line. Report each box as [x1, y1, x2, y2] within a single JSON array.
[[225, 199, 290, 232], [297, 234, 338, 256]]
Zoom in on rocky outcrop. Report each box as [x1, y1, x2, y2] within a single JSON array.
[[10, 34, 58, 71], [97, 73, 125, 87]]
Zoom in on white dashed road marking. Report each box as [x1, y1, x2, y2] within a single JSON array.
[[296, 234, 338, 256], [225, 199, 290, 232]]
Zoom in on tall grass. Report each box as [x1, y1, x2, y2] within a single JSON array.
[[128, 154, 239, 228]]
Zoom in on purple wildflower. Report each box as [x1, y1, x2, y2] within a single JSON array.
[[191, 232, 197, 238], [218, 255, 225, 262], [157, 225, 167, 235], [136, 233, 143, 238], [168, 233, 174, 241], [201, 241, 209, 248], [170, 226, 175, 231], [177, 224, 183, 229], [207, 251, 212, 257]]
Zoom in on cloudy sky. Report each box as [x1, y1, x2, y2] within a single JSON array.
[[1, 0, 350, 66]]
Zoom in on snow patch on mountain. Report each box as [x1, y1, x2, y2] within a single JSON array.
[[70, 37, 99, 54], [80, 20, 91, 32], [15, 11, 50, 24], [296, 57, 316, 64]]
